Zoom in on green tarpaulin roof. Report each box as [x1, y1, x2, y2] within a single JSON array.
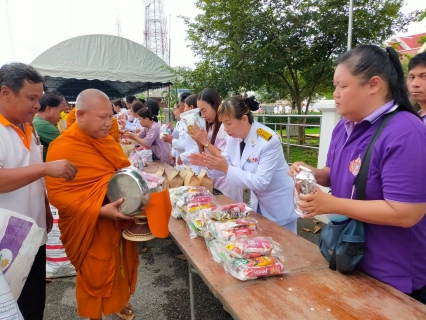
[[31, 34, 175, 100]]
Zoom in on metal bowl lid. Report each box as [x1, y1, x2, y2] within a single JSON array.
[[107, 167, 150, 215]]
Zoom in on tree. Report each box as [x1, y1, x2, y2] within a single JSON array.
[[183, 0, 414, 108], [182, 0, 414, 142]]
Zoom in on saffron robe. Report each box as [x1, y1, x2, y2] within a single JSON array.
[[46, 123, 139, 318]]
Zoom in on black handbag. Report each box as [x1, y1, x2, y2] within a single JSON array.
[[318, 110, 398, 272]]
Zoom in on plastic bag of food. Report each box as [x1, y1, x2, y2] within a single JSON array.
[[207, 203, 252, 221], [223, 237, 278, 259], [294, 166, 316, 216], [169, 186, 207, 219], [185, 206, 208, 239], [206, 217, 258, 242], [205, 233, 227, 263], [180, 108, 201, 127], [224, 255, 290, 281]]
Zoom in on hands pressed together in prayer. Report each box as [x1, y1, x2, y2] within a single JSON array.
[[288, 162, 335, 218], [188, 152, 229, 173], [188, 124, 209, 146]]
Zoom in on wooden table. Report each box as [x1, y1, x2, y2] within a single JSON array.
[[168, 195, 426, 320]]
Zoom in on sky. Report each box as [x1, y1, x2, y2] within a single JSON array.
[[0, 0, 424, 69]]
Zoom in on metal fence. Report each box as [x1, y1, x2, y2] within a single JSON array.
[[254, 114, 322, 162], [162, 108, 322, 163]]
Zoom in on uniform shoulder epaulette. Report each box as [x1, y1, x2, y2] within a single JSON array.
[[256, 128, 272, 141]]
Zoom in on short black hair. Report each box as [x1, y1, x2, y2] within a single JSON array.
[[126, 95, 136, 104], [408, 52, 426, 71], [180, 92, 191, 103], [145, 99, 160, 116], [0, 62, 43, 94], [39, 93, 63, 112]]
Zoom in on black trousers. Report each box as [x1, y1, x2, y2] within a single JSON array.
[[17, 245, 46, 320]]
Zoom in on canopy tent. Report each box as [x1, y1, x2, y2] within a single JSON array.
[[30, 34, 175, 100]]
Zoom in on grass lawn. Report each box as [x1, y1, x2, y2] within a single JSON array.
[[286, 146, 319, 167]]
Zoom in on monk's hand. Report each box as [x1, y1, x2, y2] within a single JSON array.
[[99, 198, 133, 221], [44, 160, 78, 181]]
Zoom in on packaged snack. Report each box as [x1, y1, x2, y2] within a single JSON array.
[[206, 217, 258, 242], [160, 124, 171, 139], [225, 255, 289, 281], [207, 203, 252, 221], [294, 166, 316, 216], [205, 235, 227, 263], [180, 109, 201, 127], [169, 186, 209, 219], [223, 237, 276, 259]]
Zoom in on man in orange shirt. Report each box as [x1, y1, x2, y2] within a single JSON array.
[[46, 89, 139, 320], [0, 62, 77, 319]]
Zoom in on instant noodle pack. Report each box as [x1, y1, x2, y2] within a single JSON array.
[[170, 186, 290, 281]]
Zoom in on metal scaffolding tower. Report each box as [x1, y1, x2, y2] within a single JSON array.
[[143, 0, 169, 64]]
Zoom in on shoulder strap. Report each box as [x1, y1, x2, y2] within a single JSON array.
[[356, 110, 399, 200]]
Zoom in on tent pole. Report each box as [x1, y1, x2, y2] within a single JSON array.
[[168, 85, 171, 123], [347, 0, 354, 51]]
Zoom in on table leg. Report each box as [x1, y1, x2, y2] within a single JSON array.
[[188, 261, 196, 320]]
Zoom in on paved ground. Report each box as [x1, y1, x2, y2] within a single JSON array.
[[44, 217, 323, 320]]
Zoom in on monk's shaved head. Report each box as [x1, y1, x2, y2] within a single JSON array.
[[75, 89, 113, 139], [76, 89, 110, 111]]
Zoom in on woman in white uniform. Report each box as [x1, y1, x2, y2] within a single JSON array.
[[189, 96, 297, 233]]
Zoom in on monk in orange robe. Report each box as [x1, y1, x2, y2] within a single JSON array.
[[67, 106, 120, 142], [46, 89, 139, 320]]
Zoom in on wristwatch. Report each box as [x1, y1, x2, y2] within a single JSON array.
[[204, 142, 210, 148]]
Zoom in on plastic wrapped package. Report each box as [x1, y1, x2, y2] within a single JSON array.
[[206, 217, 258, 242], [207, 203, 252, 221], [139, 171, 165, 189], [169, 186, 209, 219], [205, 234, 227, 263], [224, 255, 290, 281], [180, 109, 201, 127], [294, 166, 316, 216], [223, 237, 278, 259]]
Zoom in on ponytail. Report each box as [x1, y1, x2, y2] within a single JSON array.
[[337, 45, 420, 119], [385, 47, 419, 118]]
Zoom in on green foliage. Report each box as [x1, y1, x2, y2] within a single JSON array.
[[135, 93, 146, 100], [181, 0, 414, 115], [419, 10, 426, 22], [419, 36, 426, 45]]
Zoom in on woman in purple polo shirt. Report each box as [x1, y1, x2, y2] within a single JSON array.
[[289, 45, 426, 303]]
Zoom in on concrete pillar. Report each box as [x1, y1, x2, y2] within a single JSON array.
[[313, 100, 341, 224], [316, 101, 341, 168]]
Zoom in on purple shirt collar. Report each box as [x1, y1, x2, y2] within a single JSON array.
[[344, 100, 395, 137]]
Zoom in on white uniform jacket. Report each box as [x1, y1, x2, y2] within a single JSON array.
[[224, 121, 297, 226], [171, 119, 186, 159]]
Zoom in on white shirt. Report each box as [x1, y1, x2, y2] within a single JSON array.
[[0, 122, 47, 244]]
